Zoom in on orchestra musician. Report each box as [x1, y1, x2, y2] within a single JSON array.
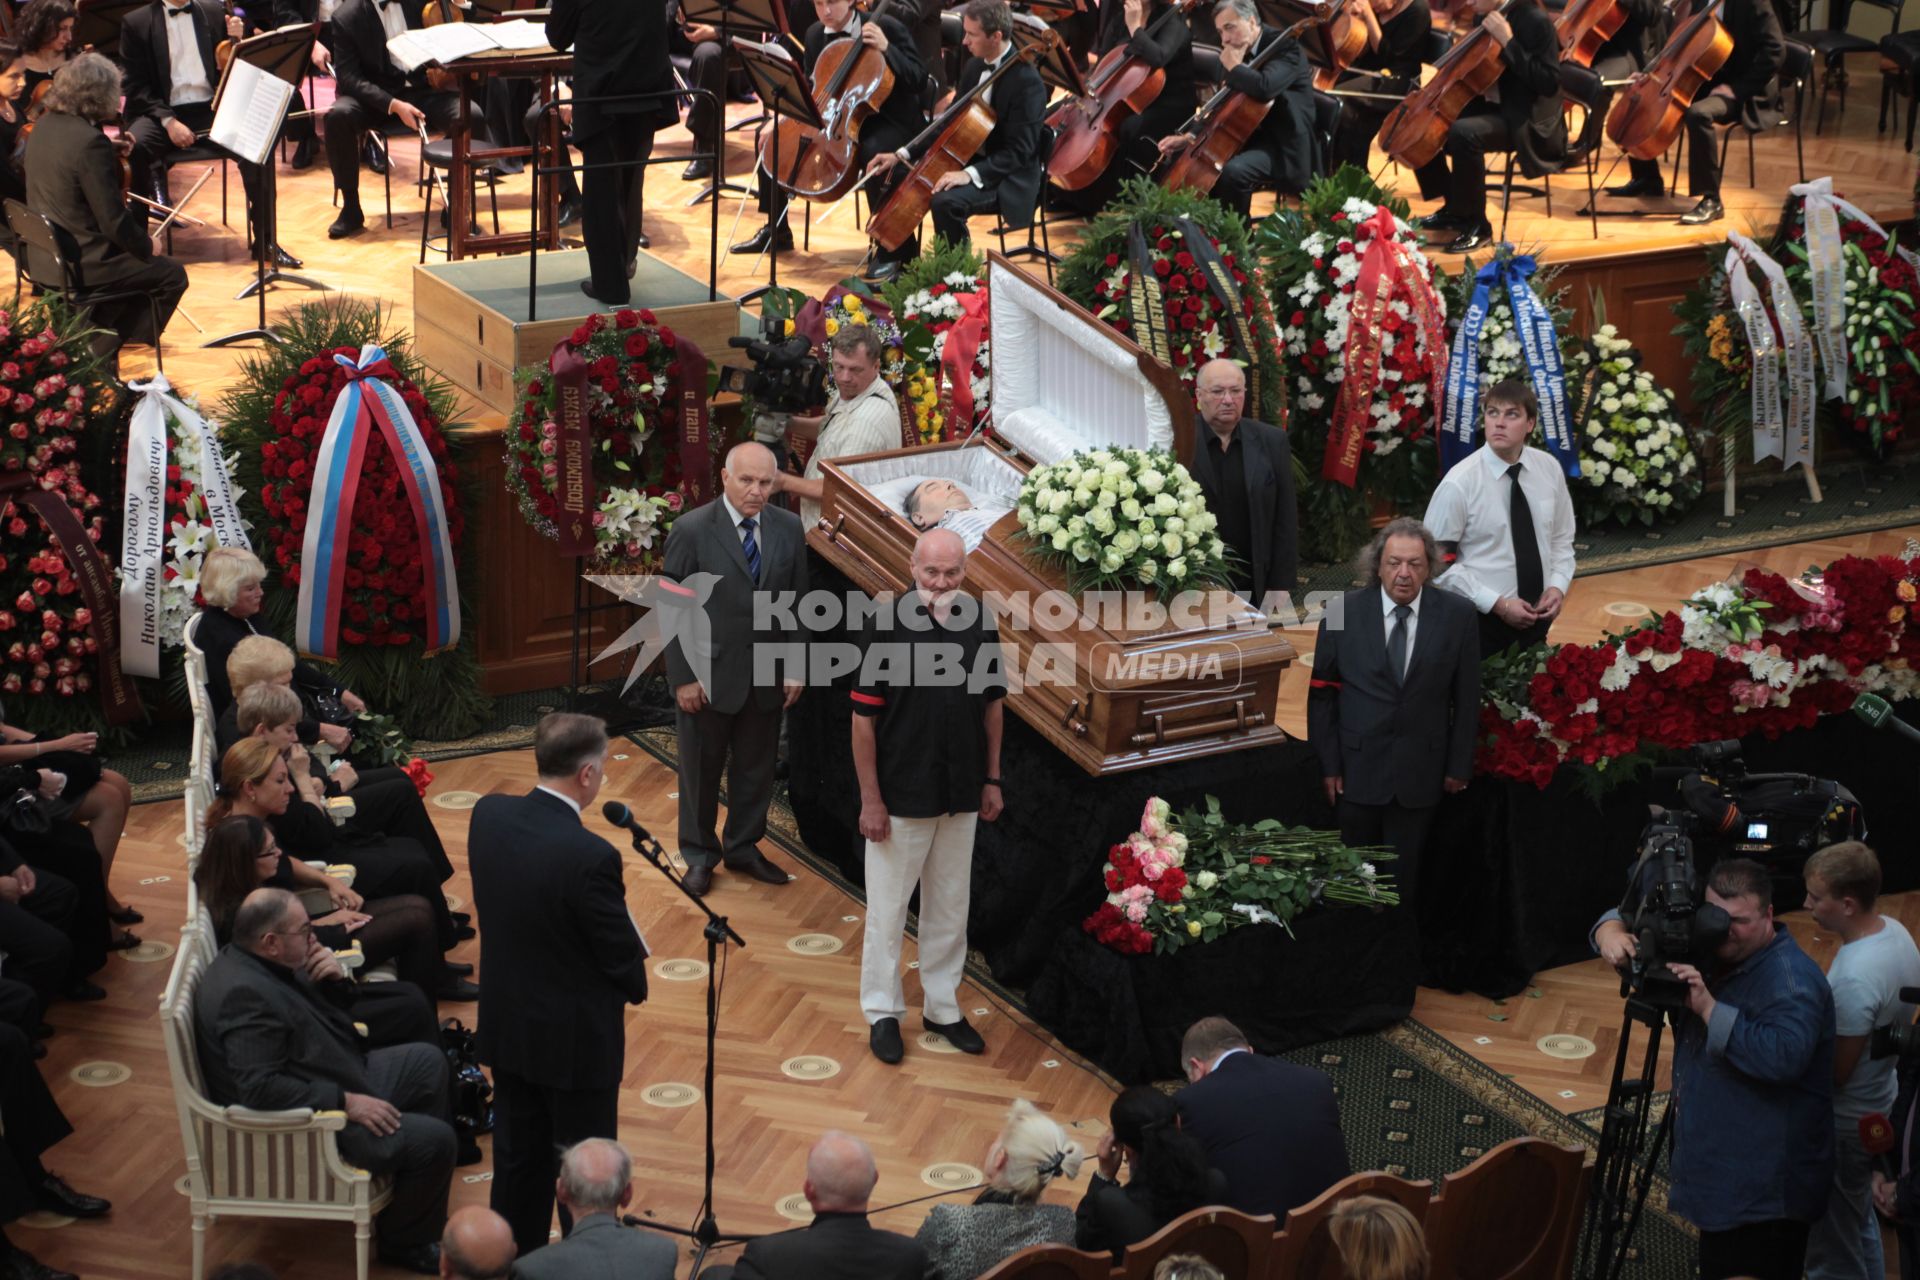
[[1407, 0, 1565, 252], [866, 0, 1046, 255], [121, 0, 300, 266], [1061, 0, 1197, 211], [1157, 0, 1316, 218], [15, 0, 74, 103], [323, 0, 468, 240], [1324, 0, 1430, 173], [0, 41, 27, 256], [1613, 0, 1781, 225], [21, 53, 189, 358], [731, 0, 925, 281], [670, 0, 726, 183], [244, 0, 331, 172]]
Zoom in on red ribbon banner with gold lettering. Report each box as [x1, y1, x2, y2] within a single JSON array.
[[549, 339, 597, 557]]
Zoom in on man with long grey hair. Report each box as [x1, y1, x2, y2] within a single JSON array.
[[511, 1139, 675, 1279], [21, 53, 188, 357]]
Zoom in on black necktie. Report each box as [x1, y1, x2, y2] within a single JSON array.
[[1507, 462, 1544, 606], [1387, 603, 1411, 686], [167, 5, 192, 15]]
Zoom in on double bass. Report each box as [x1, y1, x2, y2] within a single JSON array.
[[760, 0, 909, 202], [1375, 0, 1525, 168], [1045, 0, 1203, 190], [1603, 0, 1730, 158], [1157, 13, 1317, 196], [866, 27, 1057, 252]]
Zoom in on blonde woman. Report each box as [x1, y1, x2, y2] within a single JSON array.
[[1327, 1195, 1429, 1280], [195, 546, 365, 734], [914, 1100, 1086, 1280]]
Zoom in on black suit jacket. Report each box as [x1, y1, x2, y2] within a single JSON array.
[[468, 789, 649, 1091], [121, 0, 225, 128], [1493, 1, 1567, 176], [802, 12, 925, 135], [21, 110, 155, 283], [733, 1211, 928, 1280], [1307, 584, 1480, 809], [1212, 27, 1316, 191], [939, 53, 1048, 228], [547, 0, 675, 137], [1188, 416, 1298, 601], [1096, 0, 1196, 106], [195, 944, 371, 1112], [1175, 1052, 1351, 1221], [331, 0, 429, 115], [1075, 1167, 1233, 1258], [661, 497, 809, 717], [1710, 0, 1785, 129]]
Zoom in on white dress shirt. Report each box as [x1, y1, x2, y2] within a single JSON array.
[[1381, 586, 1420, 675], [932, 501, 1009, 552], [897, 45, 1012, 187], [378, 0, 411, 76], [162, 0, 214, 107], [1423, 443, 1577, 615], [800, 377, 901, 528], [720, 494, 759, 549], [535, 784, 582, 816]]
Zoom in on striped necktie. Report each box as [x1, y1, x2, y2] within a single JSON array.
[[740, 516, 761, 583]]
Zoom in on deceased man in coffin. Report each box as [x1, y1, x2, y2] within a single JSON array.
[[806, 254, 1295, 778]]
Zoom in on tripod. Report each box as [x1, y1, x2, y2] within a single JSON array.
[[1578, 989, 1678, 1280], [607, 807, 753, 1273]]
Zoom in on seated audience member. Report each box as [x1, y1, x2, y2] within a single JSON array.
[[915, 1100, 1084, 1279], [0, 824, 101, 1024], [0, 763, 112, 997], [207, 739, 475, 1002], [1154, 1257, 1225, 1280], [195, 888, 457, 1276], [1175, 1016, 1351, 1220], [192, 815, 442, 1047], [1077, 1086, 1230, 1260], [0, 984, 111, 1280], [1327, 1195, 1429, 1280], [207, 1267, 279, 1280], [701, 1131, 926, 1279], [513, 1139, 675, 1280], [0, 713, 132, 939], [196, 546, 368, 731], [902, 478, 1011, 551], [440, 1205, 517, 1280]]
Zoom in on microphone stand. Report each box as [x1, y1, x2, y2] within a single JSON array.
[[614, 818, 752, 1272]]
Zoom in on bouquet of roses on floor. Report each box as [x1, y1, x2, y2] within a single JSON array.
[[1014, 447, 1231, 592], [1084, 795, 1397, 956]]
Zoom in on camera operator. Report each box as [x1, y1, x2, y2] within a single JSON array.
[[1802, 842, 1920, 1280], [1594, 857, 1836, 1280], [770, 325, 900, 530]]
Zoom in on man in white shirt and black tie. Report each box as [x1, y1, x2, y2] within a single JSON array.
[[1423, 380, 1578, 658]]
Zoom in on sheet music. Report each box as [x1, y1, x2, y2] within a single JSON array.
[[209, 58, 294, 165], [387, 21, 497, 71], [482, 18, 552, 50]]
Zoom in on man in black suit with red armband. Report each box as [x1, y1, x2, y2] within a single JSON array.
[[468, 712, 651, 1260], [1306, 516, 1479, 912], [547, 0, 674, 305]]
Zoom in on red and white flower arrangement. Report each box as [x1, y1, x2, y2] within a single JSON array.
[[890, 271, 990, 445]]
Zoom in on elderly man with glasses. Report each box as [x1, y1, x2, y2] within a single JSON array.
[[194, 887, 458, 1275]]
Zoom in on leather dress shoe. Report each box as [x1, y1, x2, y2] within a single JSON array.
[[435, 977, 481, 1002], [450, 922, 477, 943], [443, 960, 474, 977], [1604, 175, 1664, 198], [1412, 211, 1470, 233], [865, 259, 904, 283], [363, 136, 389, 175], [870, 1016, 904, 1064], [449, 910, 471, 927], [1678, 196, 1724, 226], [730, 856, 791, 886], [925, 1016, 986, 1055], [682, 158, 714, 181], [557, 197, 584, 227], [36, 1173, 109, 1219], [635, 230, 651, 251], [328, 210, 366, 239], [63, 981, 106, 1002], [456, 1133, 484, 1166], [683, 864, 713, 896], [377, 1243, 441, 1275], [249, 242, 303, 269], [1441, 222, 1495, 252], [730, 224, 793, 255], [288, 137, 315, 171], [580, 278, 630, 307], [0, 1244, 76, 1280]]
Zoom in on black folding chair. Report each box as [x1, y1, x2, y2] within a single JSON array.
[[5, 198, 165, 369]]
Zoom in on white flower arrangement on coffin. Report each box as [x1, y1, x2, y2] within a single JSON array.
[[1014, 447, 1235, 592], [1566, 322, 1705, 527]]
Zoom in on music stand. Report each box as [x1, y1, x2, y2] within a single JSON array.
[[680, 0, 783, 206], [1014, 11, 1086, 95], [729, 37, 821, 301], [73, 0, 146, 60], [205, 23, 327, 349]]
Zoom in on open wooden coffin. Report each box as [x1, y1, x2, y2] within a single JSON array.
[[810, 254, 1295, 776]]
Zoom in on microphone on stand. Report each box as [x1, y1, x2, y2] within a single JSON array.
[[602, 801, 666, 859], [1854, 693, 1920, 748]]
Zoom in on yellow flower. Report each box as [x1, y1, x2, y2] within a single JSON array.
[[1186, 920, 1203, 937], [1891, 605, 1908, 624], [1898, 581, 1917, 604], [783, 319, 795, 336], [824, 317, 840, 337]]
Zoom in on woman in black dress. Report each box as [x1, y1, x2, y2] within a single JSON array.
[[0, 40, 28, 217], [1076, 1086, 1231, 1262], [13, 0, 74, 106]]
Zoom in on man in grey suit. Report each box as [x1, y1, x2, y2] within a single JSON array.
[[513, 1139, 677, 1280], [664, 442, 810, 896], [1307, 517, 1480, 910], [194, 888, 456, 1275], [1188, 358, 1298, 613]]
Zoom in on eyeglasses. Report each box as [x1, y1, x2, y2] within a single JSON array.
[[270, 923, 315, 940]]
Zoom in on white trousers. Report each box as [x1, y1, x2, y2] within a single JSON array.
[[860, 811, 977, 1026]]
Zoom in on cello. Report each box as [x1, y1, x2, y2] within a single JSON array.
[[1045, 0, 1204, 191], [1603, 0, 1730, 159], [1158, 13, 1318, 196], [866, 27, 1057, 252], [1310, 0, 1367, 90], [1553, 0, 1626, 66], [760, 0, 910, 202], [1374, 0, 1525, 168]]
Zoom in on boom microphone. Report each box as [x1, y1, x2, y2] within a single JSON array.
[[1853, 693, 1920, 748]]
